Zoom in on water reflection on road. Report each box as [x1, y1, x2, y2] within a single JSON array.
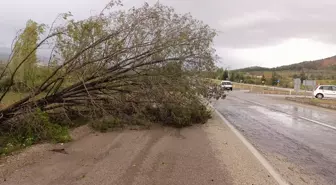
[[243, 93, 336, 127], [251, 105, 295, 128], [213, 91, 336, 185]]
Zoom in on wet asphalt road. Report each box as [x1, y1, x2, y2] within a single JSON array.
[[213, 91, 336, 185]]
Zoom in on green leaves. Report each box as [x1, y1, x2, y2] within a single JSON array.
[[62, 12, 73, 20], [9, 20, 44, 89], [0, 1, 218, 130]]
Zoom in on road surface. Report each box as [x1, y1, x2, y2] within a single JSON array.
[[213, 91, 336, 185]]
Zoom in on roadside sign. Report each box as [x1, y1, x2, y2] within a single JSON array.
[[294, 78, 301, 93], [303, 80, 316, 87], [303, 80, 316, 92]]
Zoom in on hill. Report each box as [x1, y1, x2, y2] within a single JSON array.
[[230, 55, 336, 88], [236, 55, 336, 72], [274, 55, 336, 71], [233, 66, 269, 72]]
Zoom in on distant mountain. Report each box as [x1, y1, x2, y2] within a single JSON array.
[[235, 55, 336, 72], [274, 55, 336, 71], [233, 66, 269, 72]]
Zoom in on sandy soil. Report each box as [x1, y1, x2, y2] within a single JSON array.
[[0, 113, 276, 185]]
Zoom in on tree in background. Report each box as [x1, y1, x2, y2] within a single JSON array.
[[9, 20, 45, 90], [310, 74, 315, 80], [215, 68, 224, 79], [271, 71, 278, 86], [244, 75, 254, 84], [235, 72, 244, 82], [229, 71, 235, 81], [222, 69, 228, 80], [292, 74, 299, 79], [317, 75, 324, 80], [234, 73, 240, 82], [300, 70, 307, 83], [238, 73, 244, 82], [261, 74, 266, 84]]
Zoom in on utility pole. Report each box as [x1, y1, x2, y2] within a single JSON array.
[[226, 66, 231, 80]]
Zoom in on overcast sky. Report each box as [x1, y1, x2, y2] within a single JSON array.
[[1, 0, 336, 69]]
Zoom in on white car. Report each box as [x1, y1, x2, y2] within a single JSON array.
[[221, 80, 233, 91], [314, 85, 336, 99]]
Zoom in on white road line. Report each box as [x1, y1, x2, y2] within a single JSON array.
[[232, 96, 336, 131], [210, 105, 290, 185], [298, 116, 336, 131]]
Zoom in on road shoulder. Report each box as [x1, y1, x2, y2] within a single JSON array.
[[205, 112, 278, 185], [1, 113, 277, 185]]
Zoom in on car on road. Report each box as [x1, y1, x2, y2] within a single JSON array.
[[314, 85, 336, 99], [221, 80, 233, 91]]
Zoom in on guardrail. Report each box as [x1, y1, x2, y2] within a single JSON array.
[[232, 83, 313, 96]]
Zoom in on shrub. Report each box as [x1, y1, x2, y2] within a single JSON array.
[[0, 108, 71, 155], [19, 109, 71, 143], [90, 92, 212, 130], [145, 97, 212, 128]]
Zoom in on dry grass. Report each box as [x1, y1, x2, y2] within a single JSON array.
[[316, 80, 336, 85]]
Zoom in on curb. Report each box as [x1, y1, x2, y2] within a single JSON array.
[[210, 105, 289, 185]]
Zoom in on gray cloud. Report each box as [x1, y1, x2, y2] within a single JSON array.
[[1, 0, 336, 67], [152, 0, 336, 48], [4, 0, 336, 47], [215, 49, 249, 69]]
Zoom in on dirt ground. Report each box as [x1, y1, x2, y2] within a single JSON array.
[[0, 113, 277, 185]]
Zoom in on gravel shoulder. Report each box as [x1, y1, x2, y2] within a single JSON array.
[[0, 113, 276, 185]]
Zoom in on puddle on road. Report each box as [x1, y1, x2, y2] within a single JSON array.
[[272, 104, 336, 125], [249, 105, 300, 128], [247, 105, 336, 151]]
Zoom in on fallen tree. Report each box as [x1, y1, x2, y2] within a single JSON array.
[[0, 1, 222, 146]]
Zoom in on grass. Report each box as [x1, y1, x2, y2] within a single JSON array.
[[316, 80, 336, 85], [0, 93, 71, 156], [0, 109, 72, 156]]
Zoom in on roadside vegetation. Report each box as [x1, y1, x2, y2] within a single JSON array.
[[209, 56, 336, 89], [0, 1, 223, 155], [212, 68, 336, 89]]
